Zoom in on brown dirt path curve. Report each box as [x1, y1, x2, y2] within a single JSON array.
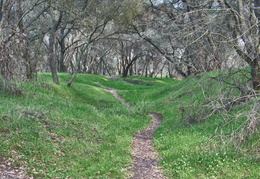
[[94, 82, 132, 107], [94, 82, 165, 179], [129, 112, 165, 179]]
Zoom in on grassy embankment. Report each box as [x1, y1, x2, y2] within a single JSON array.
[[0, 72, 259, 178]]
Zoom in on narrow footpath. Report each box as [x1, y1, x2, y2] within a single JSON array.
[[94, 82, 165, 179]]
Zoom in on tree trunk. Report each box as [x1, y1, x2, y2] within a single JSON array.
[[251, 59, 260, 91], [122, 56, 139, 78], [24, 54, 37, 81], [47, 8, 62, 84], [168, 62, 174, 78], [255, 0, 260, 18], [0, 0, 4, 23], [48, 32, 59, 84], [87, 58, 95, 74], [59, 29, 67, 72], [67, 73, 77, 87], [255, 0, 260, 91]]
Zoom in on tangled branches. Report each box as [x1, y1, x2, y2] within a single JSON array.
[[180, 69, 259, 150]]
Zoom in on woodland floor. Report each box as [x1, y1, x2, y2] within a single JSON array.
[[95, 82, 165, 179]]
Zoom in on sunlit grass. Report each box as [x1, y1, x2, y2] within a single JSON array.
[[0, 72, 259, 178], [112, 73, 259, 178], [0, 73, 150, 178]]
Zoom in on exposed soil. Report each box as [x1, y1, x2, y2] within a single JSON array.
[[106, 77, 122, 81], [129, 112, 165, 179], [94, 82, 165, 179], [1, 82, 165, 179], [0, 156, 31, 179], [123, 79, 152, 86], [94, 82, 132, 107]]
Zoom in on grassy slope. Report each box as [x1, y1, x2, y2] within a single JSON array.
[[0, 73, 151, 178], [115, 75, 259, 179], [0, 73, 259, 178]]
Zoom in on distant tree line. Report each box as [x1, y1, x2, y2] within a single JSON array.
[[0, 0, 259, 91]]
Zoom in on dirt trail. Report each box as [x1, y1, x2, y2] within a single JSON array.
[[94, 82, 165, 179], [94, 82, 132, 107], [0, 159, 31, 179], [129, 112, 165, 179]]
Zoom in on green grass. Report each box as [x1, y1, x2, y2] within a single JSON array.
[[104, 73, 259, 178], [0, 73, 150, 178], [0, 72, 259, 178]]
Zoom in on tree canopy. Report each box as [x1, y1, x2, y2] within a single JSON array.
[[0, 0, 259, 91]]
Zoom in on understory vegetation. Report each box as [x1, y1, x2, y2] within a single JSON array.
[[0, 72, 259, 178]]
